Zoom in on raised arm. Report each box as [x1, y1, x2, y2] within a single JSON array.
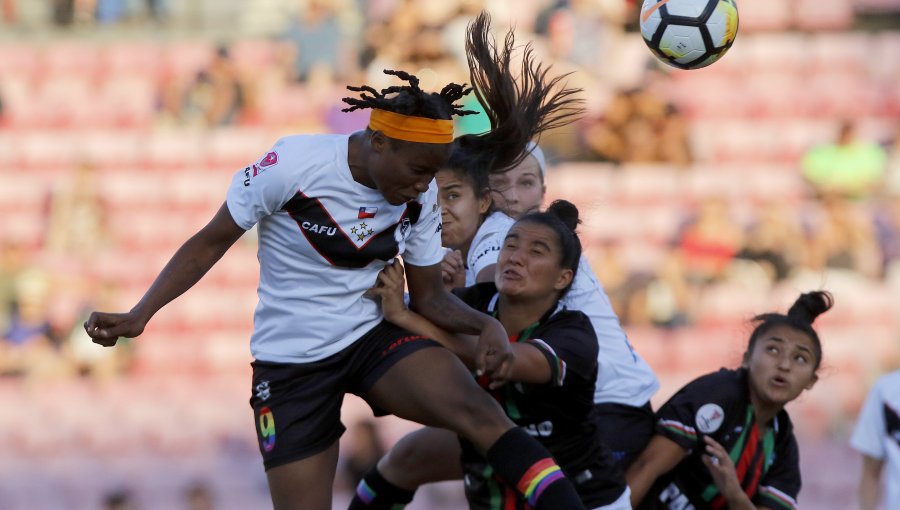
[[85, 202, 246, 345]]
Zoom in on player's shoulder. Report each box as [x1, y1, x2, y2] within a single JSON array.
[[875, 370, 900, 389], [484, 211, 515, 230], [268, 133, 347, 164], [677, 367, 746, 402]]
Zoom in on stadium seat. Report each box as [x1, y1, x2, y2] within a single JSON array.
[[738, 0, 791, 31], [793, 0, 855, 31]]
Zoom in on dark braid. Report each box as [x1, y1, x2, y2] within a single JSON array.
[[342, 69, 477, 121]]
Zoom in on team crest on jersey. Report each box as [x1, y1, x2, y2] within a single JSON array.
[[259, 151, 278, 168], [696, 403, 725, 433], [351, 222, 375, 242]]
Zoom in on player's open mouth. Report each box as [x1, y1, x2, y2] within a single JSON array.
[[771, 376, 788, 387], [501, 269, 524, 280]]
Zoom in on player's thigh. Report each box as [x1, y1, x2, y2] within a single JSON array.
[[266, 440, 340, 510], [379, 426, 463, 489], [363, 346, 512, 450]]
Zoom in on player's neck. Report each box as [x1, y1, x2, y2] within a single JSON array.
[[496, 294, 555, 336], [347, 131, 375, 188]]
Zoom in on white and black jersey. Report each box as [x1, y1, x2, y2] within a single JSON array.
[[564, 258, 659, 406], [851, 370, 900, 510], [226, 134, 443, 363], [654, 368, 802, 510], [464, 211, 515, 287]]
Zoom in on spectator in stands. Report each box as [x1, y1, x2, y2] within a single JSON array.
[[735, 200, 807, 283], [676, 196, 744, 285], [850, 369, 900, 510], [802, 121, 887, 199], [282, 0, 351, 82], [580, 87, 691, 165], [620, 246, 692, 329], [628, 291, 833, 510], [182, 45, 245, 127], [51, 0, 74, 26], [43, 161, 109, 263], [0, 241, 25, 336], [0, 268, 69, 380], [805, 194, 882, 279]]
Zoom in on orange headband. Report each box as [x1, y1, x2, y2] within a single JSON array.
[[368, 109, 454, 144]]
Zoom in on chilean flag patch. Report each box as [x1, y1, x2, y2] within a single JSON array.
[[358, 207, 378, 219]]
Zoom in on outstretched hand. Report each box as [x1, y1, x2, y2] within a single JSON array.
[[83, 311, 148, 347]]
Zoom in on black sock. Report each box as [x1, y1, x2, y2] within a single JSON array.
[[485, 427, 586, 510], [348, 467, 415, 510]]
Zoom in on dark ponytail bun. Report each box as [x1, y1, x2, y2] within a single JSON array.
[[546, 200, 581, 233], [787, 291, 834, 326]]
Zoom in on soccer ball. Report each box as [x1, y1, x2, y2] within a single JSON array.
[[640, 0, 739, 70]]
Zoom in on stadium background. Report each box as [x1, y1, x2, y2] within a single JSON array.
[[0, 0, 898, 508]]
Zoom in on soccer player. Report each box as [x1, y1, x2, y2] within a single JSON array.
[[365, 201, 632, 510], [492, 145, 660, 468], [850, 369, 900, 510], [83, 12, 587, 510], [353, 144, 659, 508], [626, 291, 833, 510]]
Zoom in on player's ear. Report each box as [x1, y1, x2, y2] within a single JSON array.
[[804, 373, 818, 391], [370, 130, 389, 154]]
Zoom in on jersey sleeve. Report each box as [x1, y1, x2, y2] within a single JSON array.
[[524, 311, 598, 387], [467, 229, 504, 281], [400, 181, 444, 267], [850, 377, 887, 460], [226, 137, 305, 230], [655, 370, 737, 452], [756, 434, 801, 510]]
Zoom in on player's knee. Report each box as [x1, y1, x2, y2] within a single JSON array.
[[445, 390, 512, 440], [383, 433, 429, 473]]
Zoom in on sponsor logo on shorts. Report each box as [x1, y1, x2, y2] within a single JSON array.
[[258, 406, 276, 452], [255, 380, 271, 401], [381, 335, 427, 356]]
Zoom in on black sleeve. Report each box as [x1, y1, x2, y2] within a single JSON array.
[[655, 370, 740, 452], [524, 311, 598, 386], [755, 432, 801, 510], [451, 282, 496, 311]]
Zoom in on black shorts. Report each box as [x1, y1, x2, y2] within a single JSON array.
[[593, 401, 655, 469], [249, 320, 439, 470]]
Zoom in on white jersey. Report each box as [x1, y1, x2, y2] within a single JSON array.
[[464, 211, 515, 287], [563, 258, 659, 406], [850, 370, 900, 510], [226, 134, 443, 363]]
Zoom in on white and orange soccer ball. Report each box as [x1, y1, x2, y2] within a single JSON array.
[[640, 0, 739, 70]]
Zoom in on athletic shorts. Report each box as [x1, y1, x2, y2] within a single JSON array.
[[248, 320, 439, 470], [593, 401, 655, 469]]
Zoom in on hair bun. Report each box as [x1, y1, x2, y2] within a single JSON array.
[[787, 291, 834, 325], [546, 200, 580, 232]]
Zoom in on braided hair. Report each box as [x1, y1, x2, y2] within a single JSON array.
[[342, 69, 477, 122], [448, 11, 584, 181]]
